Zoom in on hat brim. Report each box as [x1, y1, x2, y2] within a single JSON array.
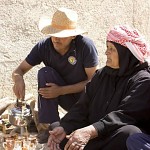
[[38, 17, 87, 37], [41, 25, 87, 37]]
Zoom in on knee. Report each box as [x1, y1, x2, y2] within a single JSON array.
[[38, 66, 53, 75], [37, 66, 55, 86], [120, 125, 142, 136], [116, 125, 142, 149]]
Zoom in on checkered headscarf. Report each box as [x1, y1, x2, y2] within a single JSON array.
[[107, 25, 150, 64]]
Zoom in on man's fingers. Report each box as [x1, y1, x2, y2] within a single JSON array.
[[46, 83, 56, 86]]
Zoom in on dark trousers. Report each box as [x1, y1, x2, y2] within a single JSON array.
[[38, 67, 78, 124], [60, 125, 142, 150], [126, 132, 150, 150]]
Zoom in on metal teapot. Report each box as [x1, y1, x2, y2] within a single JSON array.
[[8, 99, 32, 127]]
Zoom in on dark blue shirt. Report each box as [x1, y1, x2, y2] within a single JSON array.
[[25, 35, 99, 84]]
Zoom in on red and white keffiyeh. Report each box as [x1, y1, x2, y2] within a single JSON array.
[[107, 25, 150, 64]]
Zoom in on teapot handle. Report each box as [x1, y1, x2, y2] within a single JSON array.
[[16, 99, 19, 107], [16, 99, 26, 107]]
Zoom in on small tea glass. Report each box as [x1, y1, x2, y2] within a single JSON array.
[[13, 140, 22, 150], [0, 132, 4, 149], [22, 140, 30, 150], [3, 137, 15, 150]]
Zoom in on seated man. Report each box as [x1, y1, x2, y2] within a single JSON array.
[[12, 7, 99, 143], [48, 25, 150, 150]]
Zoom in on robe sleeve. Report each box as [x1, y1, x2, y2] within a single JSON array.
[[93, 71, 150, 137]]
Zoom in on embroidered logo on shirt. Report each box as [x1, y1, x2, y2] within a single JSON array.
[[68, 56, 77, 65]]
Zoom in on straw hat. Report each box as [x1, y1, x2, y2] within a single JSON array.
[[39, 7, 86, 37]]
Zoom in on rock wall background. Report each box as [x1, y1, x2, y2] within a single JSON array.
[[1, 0, 150, 99]]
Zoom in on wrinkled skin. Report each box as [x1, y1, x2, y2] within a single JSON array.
[[48, 127, 66, 150], [48, 126, 93, 150]]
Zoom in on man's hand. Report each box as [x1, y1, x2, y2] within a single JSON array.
[[65, 125, 98, 150], [47, 126, 66, 150], [12, 60, 32, 100], [13, 75, 25, 100], [38, 83, 62, 99]]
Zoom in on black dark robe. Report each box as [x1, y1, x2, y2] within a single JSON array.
[[60, 43, 150, 149]]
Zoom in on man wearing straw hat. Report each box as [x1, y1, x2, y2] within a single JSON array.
[[12, 7, 99, 143]]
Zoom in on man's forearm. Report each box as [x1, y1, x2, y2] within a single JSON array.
[[12, 60, 33, 82], [60, 80, 88, 95], [12, 69, 24, 82]]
